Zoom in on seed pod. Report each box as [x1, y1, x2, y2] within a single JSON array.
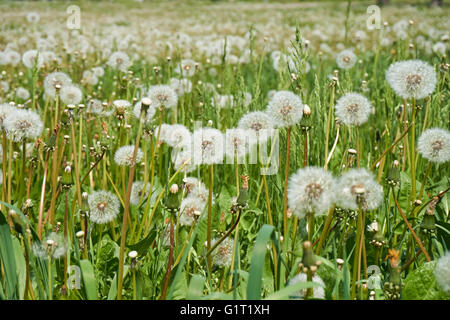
[[165, 184, 180, 214]]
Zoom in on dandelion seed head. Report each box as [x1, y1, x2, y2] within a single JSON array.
[[211, 237, 234, 267], [192, 128, 224, 165], [435, 252, 450, 294], [166, 124, 191, 149], [175, 59, 198, 77], [338, 168, 383, 211], [44, 72, 72, 98], [288, 273, 325, 300], [334, 92, 372, 126], [336, 49, 357, 69], [179, 197, 206, 226], [22, 50, 44, 69], [114, 145, 144, 167], [148, 85, 178, 109], [418, 128, 450, 163], [3, 108, 43, 142], [32, 232, 67, 260], [88, 190, 120, 224], [107, 51, 130, 71], [288, 167, 336, 218], [130, 181, 151, 206], [133, 98, 156, 123], [386, 60, 437, 99], [172, 148, 196, 173], [60, 85, 83, 105], [224, 128, 256, 161], [266, 90, 303, 128], [0, 103, 17, 129]]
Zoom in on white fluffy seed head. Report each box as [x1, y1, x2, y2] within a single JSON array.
[[224, 128, 256, 162], [335, 92, 372, 126], [166, 124, 192, 149], [288, 273, 325, 300], [3, 108, 43, 142], [192, 128, 224, 165], [266, 90, 303, 128], [16, 87, 30, 100], [175, 59, 198, 78], [336, 49, 357, 69], [114, 145, 144, 167], [238, 111, 274, 136], [417, 128, 450, 163], [60, 85, 83, 105], [288, 166, 336, 218], [0, 103, 17, 129], [338, 168, 384, 211], [88, 190, 120, 224], [130, 181, 151, 206], [172, 148, 196, 173], [43, 72, 72, 98], [386, 60, 437, 99], [170, 78, 192, 96], [148, 85, 178, 109], [435, 252, 450, 294], [107, 51, 130, 71], [22, 50, 44, 69], [179, 196, 206, 226], [211, 237, 234, 267]]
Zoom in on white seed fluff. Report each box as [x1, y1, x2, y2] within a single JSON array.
[[192, 128, 224, 165], [179, 197, 206, 226], [211, 237, 234, 267], [288, 273, 325, 300], [43, 72, 72, 98], [88, 190, 120, 224], [386, 59, 437, 99], [334, 92, 372, 126], [114, 145, 144, 167], [336, 49, 357, 69], [3, 108, 43, 142], [288, 166, 336, 218], [107, 51, 131, 71], [435, 252, 450, 294], [60, 85, 83, 105], [338, 168, 384, 211], [417, 128, 450, 163], [148, 85, 178, 109], [266, 90, 303, 128]]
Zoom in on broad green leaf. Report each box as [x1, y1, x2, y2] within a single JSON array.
[[12, 238, 26, 300], [246, 224, 274, 300], [403, 261, 450, 300], [187, 274, 205, 299], [79, 259, 98, 300], [0, 212, 18, 299]]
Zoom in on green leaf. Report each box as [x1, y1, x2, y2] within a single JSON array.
[[0, 212, 18, 299], [12, 238, 26, 300], [171, 270, 188, 300], [127, 229, 157, 256], [247, 224, 274, 300], [403, 261, 450, 300], [187, 274, 205, 299], [79, 259, 98, 300]]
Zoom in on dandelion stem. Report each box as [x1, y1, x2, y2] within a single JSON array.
[[207, 164, 214, 272], [117, 112, 144, 300], [283, 127, 291, 241], [315, 205, 335, 255], [324, 82, 335, 170], [392, 187, 431, 262]]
